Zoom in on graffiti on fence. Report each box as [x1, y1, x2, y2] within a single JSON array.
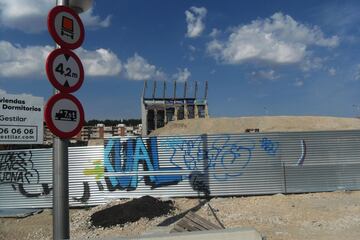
[[2, 135, 280, 203], [12, 183, 53, 198], [297, 140, 307, 166], [0, 133, 316, 207], [73, 135, 258, 202], [84, 160, 104, 180], [73, 160, 105, 203], [0, 150, 39, 184], [165, 135, 256, 181], [260, 137, 279, 156], [101, 135, 257, 191], [189, 171, 210, 195], [103, 137, 182, 191]]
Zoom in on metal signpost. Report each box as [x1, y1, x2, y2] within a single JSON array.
[[46, 0, 91, 239]]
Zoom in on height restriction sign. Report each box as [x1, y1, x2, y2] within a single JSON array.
[[46, 48, 84, 93], [48, 6, 84, 49]]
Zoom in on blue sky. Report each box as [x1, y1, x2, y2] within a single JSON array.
[[1, 0, 360, 120]]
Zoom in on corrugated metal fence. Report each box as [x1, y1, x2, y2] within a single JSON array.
[[1, 130, 360, 208]]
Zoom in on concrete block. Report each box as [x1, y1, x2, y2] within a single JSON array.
[[112, 227, 263, 240]]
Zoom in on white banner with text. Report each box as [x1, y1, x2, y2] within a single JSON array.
[[0, 93, 44, 144]]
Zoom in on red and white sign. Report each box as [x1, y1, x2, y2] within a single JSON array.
[[46, 48, 84, 93], [47, 6, 85, 49], [44, 93, 84, 139]]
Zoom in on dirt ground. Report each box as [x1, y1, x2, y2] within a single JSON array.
[[1, 191, 360, 240]]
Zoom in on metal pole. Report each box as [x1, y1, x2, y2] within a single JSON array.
[[183, 81, 187, 98], [53, 138, 69, 240], [163, 81, 166, 99], [194, 81, 198, 99], [205, 81, 208, 99], [53, 1, 69, 240], [142, 80, 147, 99], [152, 80, 157, 99]]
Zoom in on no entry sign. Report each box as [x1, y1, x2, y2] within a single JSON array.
[[44, 93, 84, 139], [46, 48, 84, 93], [48, 6, 85, 49]]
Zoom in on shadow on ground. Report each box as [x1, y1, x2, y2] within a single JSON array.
[[90, 196, 175, 228]]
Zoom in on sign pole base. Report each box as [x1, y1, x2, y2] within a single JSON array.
[[53, 137, 69, 240]]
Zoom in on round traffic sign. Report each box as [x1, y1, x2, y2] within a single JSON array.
[[47, 6, 85, 49], [46, 48, 84, 93], [45, 93, 84, 139]]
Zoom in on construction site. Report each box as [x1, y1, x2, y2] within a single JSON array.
[[1, 80, 360, 239], [141, 80, 209, 135], [2, 0, 360, 239]]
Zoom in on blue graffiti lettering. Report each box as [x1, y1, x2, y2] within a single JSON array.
[[104, 137, 182, 191], [165, 137, 203, 170], [165, 136, 255, 181], [260, 137, 279, 156], [209, 137, 255, 180], [149, 137, 182, 187]]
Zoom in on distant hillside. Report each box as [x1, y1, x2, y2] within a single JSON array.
[[150, 116, 360, 136]]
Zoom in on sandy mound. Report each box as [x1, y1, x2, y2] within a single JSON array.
[[150, 116, 360, 136]]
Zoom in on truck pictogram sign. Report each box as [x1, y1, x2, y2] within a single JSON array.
[[44, 93, 84, 139], [55, 109, 77, 121]]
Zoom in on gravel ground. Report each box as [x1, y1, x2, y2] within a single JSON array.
[[1, 191, 360, 240]]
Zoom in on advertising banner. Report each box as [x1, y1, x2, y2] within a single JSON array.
[[0, 93, 44, 144]]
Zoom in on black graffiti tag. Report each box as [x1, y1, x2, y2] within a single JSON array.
[[0, 151, 39, 184], [12, 183, 53, 198]]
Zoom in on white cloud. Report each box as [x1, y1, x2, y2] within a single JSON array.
[[0, 88, 41, 97], [328, 67, 336, 76], [185, 6, 207, 38], [300, 56, 325, 72], [354, 64, 360, 81], [188, 45, 196, 52], [0, 40, 193, 82], [207, 12, 339, 65], [186, 45, 197, 61], [172, 68, 191, 82], [80, 8, 112, 29], [251, 69, 279, 80], [209, 28, 221, 38], [124, 53, 165, 81], [0, 0, 111, 33], [294, 79, 304, 87], [0, 41, 121, 78], [0, 41, 52, 77], [76, 48, 121, 76]]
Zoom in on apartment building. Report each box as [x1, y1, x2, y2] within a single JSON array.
[[43, 123, 142, 145]]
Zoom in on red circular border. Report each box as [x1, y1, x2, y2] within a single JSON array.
[[44, 93, 85, 139], [47, 6, 85, 50], [46, 48, 84, 93]]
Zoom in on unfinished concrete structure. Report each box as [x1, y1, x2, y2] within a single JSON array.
[[141, 81, 209, 135]]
